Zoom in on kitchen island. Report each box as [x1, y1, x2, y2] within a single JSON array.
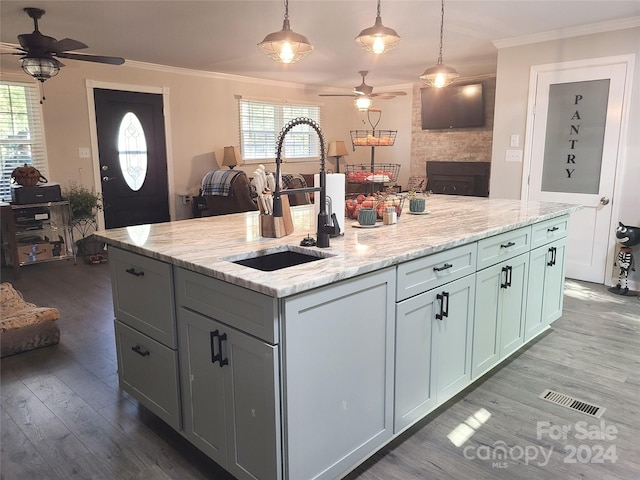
[[95, 195, 579, 480]]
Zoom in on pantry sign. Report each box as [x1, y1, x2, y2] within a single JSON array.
[[540, 79, 610, 194]]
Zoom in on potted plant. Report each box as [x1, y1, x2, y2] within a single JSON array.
[[406, 189, 427, 213], [63, 182, 102, 219]]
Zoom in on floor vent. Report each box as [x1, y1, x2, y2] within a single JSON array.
[[539, 389, 605, 418]]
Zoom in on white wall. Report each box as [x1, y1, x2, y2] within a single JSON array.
[[490, 26, 640, 288]]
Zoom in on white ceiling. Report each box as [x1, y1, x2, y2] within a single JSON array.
[[1, 1, 639, 92]]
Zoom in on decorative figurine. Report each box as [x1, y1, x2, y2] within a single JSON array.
[[609, 222, 640, 296]]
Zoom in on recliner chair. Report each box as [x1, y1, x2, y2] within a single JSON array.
[[201, 170, 258, 216]]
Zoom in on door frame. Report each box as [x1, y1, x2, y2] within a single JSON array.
[[521, 54, 635, 284], [85, 80, 175, 230]]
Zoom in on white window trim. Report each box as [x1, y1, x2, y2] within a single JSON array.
[[0, 78, 49, 203], [237, 96, 322, 165]]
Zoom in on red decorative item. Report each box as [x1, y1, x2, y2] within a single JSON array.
[[11, 164, 47, 187]]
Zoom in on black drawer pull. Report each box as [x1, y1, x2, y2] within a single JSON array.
[[547, 226, 560, 233], [500, 241, 516, 249], [433, 263, 453, 272], [436, 291, 449, 320], [125, 267, 144, 277], [131, 345, 150, 357]]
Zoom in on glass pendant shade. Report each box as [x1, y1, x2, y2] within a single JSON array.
[[420, 62, 460, 88], [355, 96, 373, 111], [356, 1, 400, 54], [21, 56, 60, 82], [258, 1, 313, 64]]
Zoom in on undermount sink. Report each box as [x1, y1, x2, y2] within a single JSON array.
[[226, 246, 333, 272]]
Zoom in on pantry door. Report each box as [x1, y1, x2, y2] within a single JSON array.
[[526, 58, 631, 283], [94, 88, 170, 229]]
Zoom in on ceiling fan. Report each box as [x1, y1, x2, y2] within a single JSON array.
[[6, 7, 124, 83], [319, 71, 407, 101]]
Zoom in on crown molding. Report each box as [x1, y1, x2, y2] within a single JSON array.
[[493, 16, 640, 49]]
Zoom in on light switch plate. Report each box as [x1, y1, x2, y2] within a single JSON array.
[[505, 149, 523, 163], [510, 134, 520, 148], [79, 147, 91, 158]]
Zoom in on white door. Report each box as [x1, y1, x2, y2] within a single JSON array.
[[527, 60, 630, 283]]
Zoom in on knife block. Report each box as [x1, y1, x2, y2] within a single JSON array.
[[260, 195, 294, 238]]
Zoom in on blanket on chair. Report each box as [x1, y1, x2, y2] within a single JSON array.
[[201, 170, 242, 196]]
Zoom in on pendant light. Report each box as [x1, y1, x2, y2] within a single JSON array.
[[258, 0, 313, 64], [419, 0, 459, 88], [355, 0, 401, 55]]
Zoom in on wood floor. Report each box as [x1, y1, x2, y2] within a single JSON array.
[[1, 260, 639, 480]]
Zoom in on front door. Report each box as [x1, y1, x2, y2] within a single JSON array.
[[526, 60, 630, 283], [94, 89, 170, 229]]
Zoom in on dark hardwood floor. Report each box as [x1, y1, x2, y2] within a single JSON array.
[[1, 260, 639, 480]]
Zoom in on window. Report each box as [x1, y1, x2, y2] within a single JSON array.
[[0, 81, 48, 202], [239, 98, 322, 162]]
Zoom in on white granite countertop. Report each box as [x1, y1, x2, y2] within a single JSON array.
[[93, 195, 580, 298]]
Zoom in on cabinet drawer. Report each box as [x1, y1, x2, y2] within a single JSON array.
[[114, 320, 181, 430], [530, 215, 569, 249], [175, 268, 279, 344], [477, 226, 531, 270], [109, 247, 176, 348], [396, 243, 477, 301]]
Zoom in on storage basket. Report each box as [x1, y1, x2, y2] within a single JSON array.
[[345, 192, 405, 220]]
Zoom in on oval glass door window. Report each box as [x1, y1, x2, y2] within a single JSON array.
[[117, 112, 148, 191]]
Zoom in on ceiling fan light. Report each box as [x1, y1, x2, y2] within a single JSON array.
[[420, 63, 460, 88], [21, 56, 60, 82], [356, 2, 401, 55], [355, 96, 373, 111], [258, 2, 313, 64]]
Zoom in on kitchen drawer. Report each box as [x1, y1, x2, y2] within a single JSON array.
[[115, 320, 181, 430], [396, 243, 477, 301], [109, 247, 176, 348], [530, 215, 569, 249], [175, 267, 279, 344], [477, 226, 531, 271]]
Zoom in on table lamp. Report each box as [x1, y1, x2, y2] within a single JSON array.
[[222, 146, 241, 169], [327, 141, 349, 173]]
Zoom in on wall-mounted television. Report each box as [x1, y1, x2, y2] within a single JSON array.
[[421, 82, 485, 130]]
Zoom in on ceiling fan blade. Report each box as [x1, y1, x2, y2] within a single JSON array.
[[18, 31, 57, 51], [371, 91, 407, 98], [55, 52, 125, 65], [319, 94, 357, 97], [53, 38, 88, 53]]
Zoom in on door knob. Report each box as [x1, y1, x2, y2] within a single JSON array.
[[102, 176, 116, 182], [600, 197, 610, 205]]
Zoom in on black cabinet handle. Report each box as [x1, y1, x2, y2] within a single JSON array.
[[547, 226, 559, 233], [433, 263, 453, 272], [436, 291, 449, 320], [501, 265, 513, 289], [210, 330, 229, 368], [131, 345, 150, 357], [547, 246, 557, 267], [500, 241, 516, 249], [125, 267, 144, 277]]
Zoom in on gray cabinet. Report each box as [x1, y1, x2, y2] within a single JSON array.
[[526, 237, 567, 341], [110, 247, 181, 430], [282, 268, 395, 480], [472, 252, 529, 379], [178, 307, 281, 480]]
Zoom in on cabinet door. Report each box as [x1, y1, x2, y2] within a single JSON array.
[[178, 308, 228, 466], [283, 268, 395, 480], [499, 254, 528, 358], [433, 275, 476, 404], [525, 238, 566, 341], [395, 290, 437, 433], [472, 265, 502, 378], [178, 307, 281, 480]]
